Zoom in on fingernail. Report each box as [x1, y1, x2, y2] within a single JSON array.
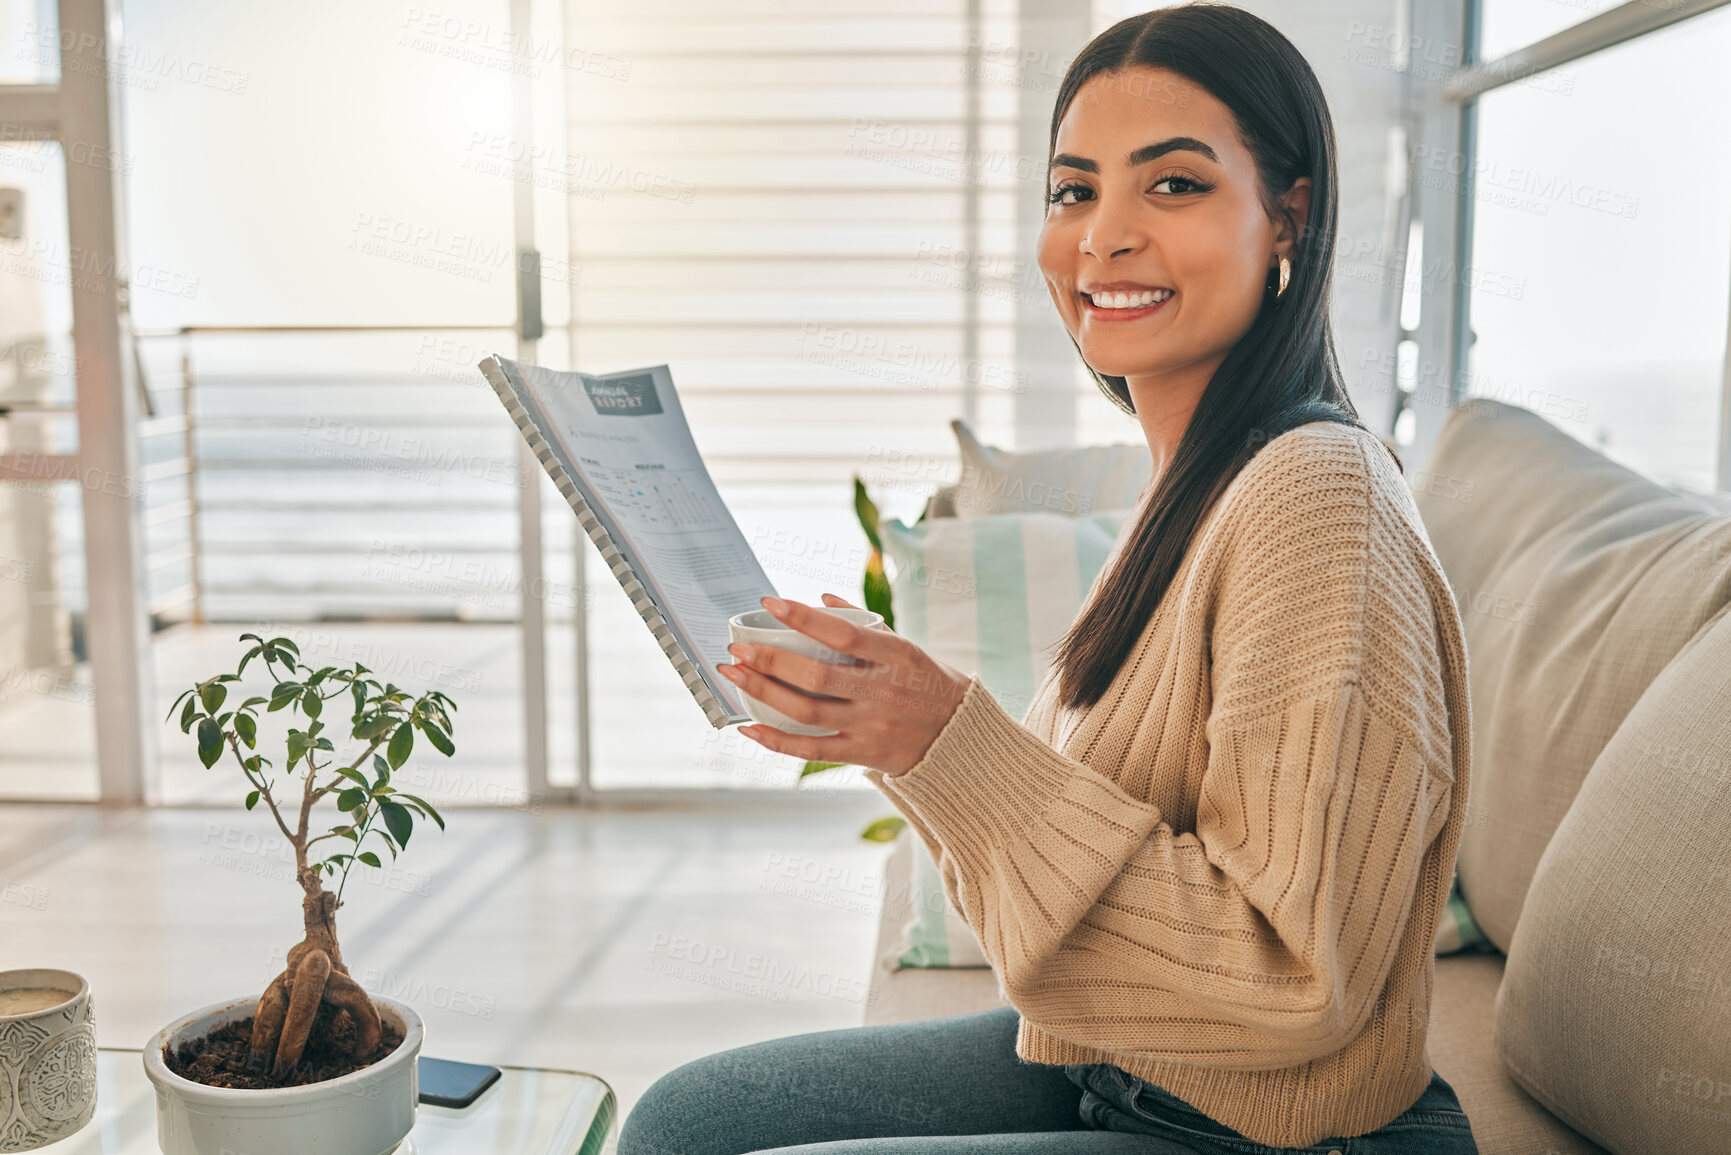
[[763, 596, 787, 615], [728, 643, 752, 660], [719, 664, 743, 682]]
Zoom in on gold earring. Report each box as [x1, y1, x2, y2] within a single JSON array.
[[1276, 255, 1290, 298]]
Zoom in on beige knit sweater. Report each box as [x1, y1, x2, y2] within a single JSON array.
[[863, 420, 1472, 1148]]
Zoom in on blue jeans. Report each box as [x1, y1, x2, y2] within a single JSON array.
[[617, 1005, 1480, 1154]]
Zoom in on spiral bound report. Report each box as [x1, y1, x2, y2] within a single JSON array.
[[479, 355, 779, 729]]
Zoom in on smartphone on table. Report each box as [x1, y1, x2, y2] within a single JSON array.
[[418, 1056, 503, 1108]]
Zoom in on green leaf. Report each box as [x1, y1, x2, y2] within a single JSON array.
[[245, 790, 260, 810], [799, 759, 848, 780], [235, 713, 257, 748], [272, 636, 300, 657], [387, 723, 414, 770], [852, 475, 884, 554], [355, 715, 393, 741], [396, 792, 445, 831], [419, 718, 455, 757], [239, 696, 268, 709], [302, 689, 322, 719], [178, 694, 199, 733], [860, 816, 907, 843], [337, 787, 367, 813], [373, 753, 390, 779], [334, 765, 370, 787], [196, 717, 224, 769], [357, 851, 382, 868], [198, 680, 227, 714], [237, 644, 264, 677], [379, 799, 413, 847], [267, 682, 301, 713], [863, 550, 894, 631]]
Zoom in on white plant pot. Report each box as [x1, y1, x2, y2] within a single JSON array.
[[143, 994, 423, 1155]]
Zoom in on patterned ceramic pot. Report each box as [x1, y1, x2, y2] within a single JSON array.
[[0, 969, 97, 1152]]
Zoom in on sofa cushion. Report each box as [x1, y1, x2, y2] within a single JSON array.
[[1413, 399, 1731, 952], [925, 418, 1152, 519], [1427, 954, 1609, 1154], [1492, 605, 1731, 1155]]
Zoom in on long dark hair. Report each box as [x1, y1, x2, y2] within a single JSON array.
[[1050, 3, 1396, 712]]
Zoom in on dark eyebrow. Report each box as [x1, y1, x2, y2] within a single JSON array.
[[1050, 136, 1219, 175]]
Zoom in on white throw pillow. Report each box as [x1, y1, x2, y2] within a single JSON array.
[[926, 418, 1153, 519]]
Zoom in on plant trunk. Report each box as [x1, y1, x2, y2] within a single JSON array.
[[248, 868, 383, 1080]]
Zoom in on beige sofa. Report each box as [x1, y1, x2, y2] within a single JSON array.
[[864, 400, 1731, 1155]]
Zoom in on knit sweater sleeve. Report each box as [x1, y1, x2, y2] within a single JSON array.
[[863, 433, 1457, 1068]]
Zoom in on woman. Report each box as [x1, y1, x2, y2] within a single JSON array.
[[619, 4, 1477, 1153]]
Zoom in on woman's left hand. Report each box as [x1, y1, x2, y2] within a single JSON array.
[[719, 592, 971, 776]]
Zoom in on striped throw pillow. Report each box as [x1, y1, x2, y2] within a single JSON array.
[[894, 833, 991, 967], [879, 507, 1138, 725], [1434, 872, 1496, 955], [880, 507, 1137, 968]]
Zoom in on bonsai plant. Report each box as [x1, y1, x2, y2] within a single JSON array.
[[144, 632, 458, 1155]]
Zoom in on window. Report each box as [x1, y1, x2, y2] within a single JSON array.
[[563, 0, 1031, 786], [1462, 5, 1731, 492]]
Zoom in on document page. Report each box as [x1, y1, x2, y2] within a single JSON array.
[[500, 359, 778, 718]]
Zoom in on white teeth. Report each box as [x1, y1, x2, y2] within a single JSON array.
[[1089, 289, 1173, 309]]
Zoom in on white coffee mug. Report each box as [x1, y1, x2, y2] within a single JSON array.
[[0, 969, 97, 1151], [727, 605, 885, 736]]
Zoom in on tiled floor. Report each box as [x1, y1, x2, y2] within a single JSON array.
[[0, 796, 898, 1152]]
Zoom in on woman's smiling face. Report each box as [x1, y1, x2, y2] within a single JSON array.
[[1038, 66, 1308, 390]]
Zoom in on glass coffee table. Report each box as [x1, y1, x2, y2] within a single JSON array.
[[31, 1049, 615, 1154]]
